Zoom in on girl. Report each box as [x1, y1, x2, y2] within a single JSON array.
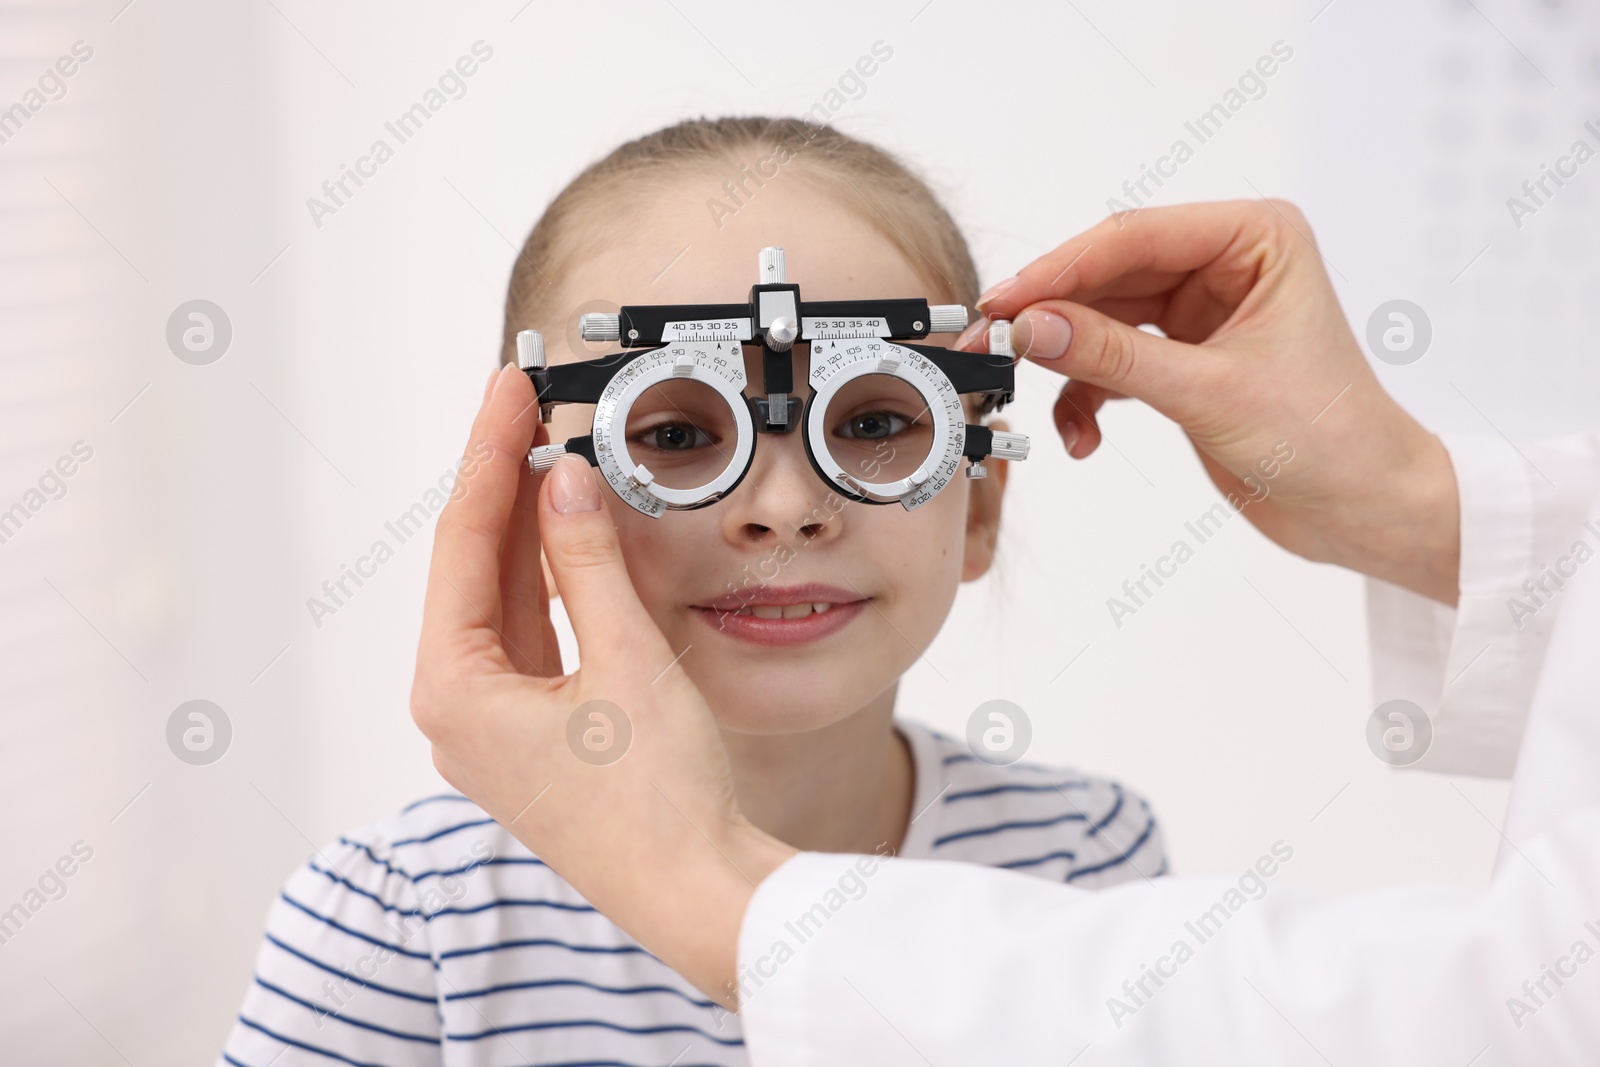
[[217, 115, 1165, 1067]]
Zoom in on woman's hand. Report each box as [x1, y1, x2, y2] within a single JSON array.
[[958, 199, 1461, 605], [410, 363, 794, 1005]]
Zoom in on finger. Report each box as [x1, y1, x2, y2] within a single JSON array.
[[501, 420, 563, 678], [1010, 300, 1221, 424], [420, 364, 540, 661], [975, 200, 1286, 317], [1052, 380, 1120, 459], [967, 286, 1230, 357], [1073, 278, 1249, 345], [952, 314, 989, 353], [1084, 295, 1170, 329], [538, 454, 674, 672]]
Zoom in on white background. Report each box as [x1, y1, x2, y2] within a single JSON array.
[[2, 0, 1595, 1061]]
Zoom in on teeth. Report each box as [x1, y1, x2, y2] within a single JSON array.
[[730, 602, 839, 619]]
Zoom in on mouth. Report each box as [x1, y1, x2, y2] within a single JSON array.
[[689, 582, 870, 647]]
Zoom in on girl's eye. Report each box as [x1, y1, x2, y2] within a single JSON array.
[[834, 410, 911, 440], [633, 421, 711, 451]]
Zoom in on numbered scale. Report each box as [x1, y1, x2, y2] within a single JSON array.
[[518, 246, 1029, 518]]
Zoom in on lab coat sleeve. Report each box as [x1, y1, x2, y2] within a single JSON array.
[[738, 812, 1600, 1067], [1366, 432, 1600, 778]]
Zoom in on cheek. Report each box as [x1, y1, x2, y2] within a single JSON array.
[[611, 512, 708, 620], [857, 493, 969, 597], [922, 480, 975, 562]]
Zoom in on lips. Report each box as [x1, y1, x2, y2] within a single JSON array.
[[690, 582, 869, 647]]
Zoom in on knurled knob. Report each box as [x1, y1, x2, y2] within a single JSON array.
[[527, 442, 567, 473], [929, 304, 968, 334], [987, 319, 1015, 359], [989, 430, 1030, 461], [516, 329, 545, 369], [579, 313, 621, 342], [758, 246, 787, 284], [766, 315, 798, 352]]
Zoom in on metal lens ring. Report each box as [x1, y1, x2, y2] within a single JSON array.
[[803, 338, 965, 510], [591, 340, 754, 517]]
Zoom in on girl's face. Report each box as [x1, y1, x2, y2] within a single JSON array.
[[541, 171, 1006, 736]]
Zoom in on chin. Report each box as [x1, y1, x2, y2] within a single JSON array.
[[698, 681, 866, 737]]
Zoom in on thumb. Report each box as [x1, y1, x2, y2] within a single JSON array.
[[538, 454, 671, 671], [1011, 301, 1217, 425]]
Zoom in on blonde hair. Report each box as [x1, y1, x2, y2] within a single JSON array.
[[498, 115, 981, 366]]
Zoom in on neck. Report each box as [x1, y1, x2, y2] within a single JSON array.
[[720, 685, 913, 856]]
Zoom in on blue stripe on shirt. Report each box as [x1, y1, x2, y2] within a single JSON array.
[[996, 848, 1077, 870], [278, 893, 434, 962], [336, 837, 408, 880], [1088, 784, 1126, 835], [410, 856, 547, 880], [338, 835, 547, 883], [439, 936, 657, 962], [306, 862, 596, 920], [401, 793, 472, 813], [931, 809, 1089, 848], [237, 1014, 396, 1067], [254, 976, 439, 1045], [1066, 816, 1158, 882], [444, 1017, 742, 1047], [943, 780, 1092, 802], [264, 933, 436, 1005], [444, 975, 715, 1009]]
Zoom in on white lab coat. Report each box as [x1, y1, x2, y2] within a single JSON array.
[[737, 434, 1600, 1066]]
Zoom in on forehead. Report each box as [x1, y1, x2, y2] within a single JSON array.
[[554, 169, 938, 349]]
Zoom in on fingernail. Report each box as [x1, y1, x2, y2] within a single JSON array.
[[549, 455, 600, 513], [1013, 310, 1073, 361], [953, 315, 988, 350], [976, 275, 1017, 310], [483, 368, 499, 403], [1061, 422, 1081, 455], [491, 363, 517, 399]]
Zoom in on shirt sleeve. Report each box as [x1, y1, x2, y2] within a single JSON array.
[[1366, 432, 1600, 778], [214, 836, 444, 1067]]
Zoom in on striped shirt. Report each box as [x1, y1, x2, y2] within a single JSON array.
[[217, 718, 1166, 1067]]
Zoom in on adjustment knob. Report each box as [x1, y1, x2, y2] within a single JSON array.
[[987, 319, 1015, 359], [766, 315, 798, 352], [928, 304, 968, 335], [989, 430, 1030, 461], [579, 313, 621, 342], [527, 442, 568, 474], [516, 329, 545, 369], [758, 246, 787, 284]]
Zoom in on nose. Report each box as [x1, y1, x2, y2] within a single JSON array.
[[718, 413, 845, 550], [715, 342, 845, 548]]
